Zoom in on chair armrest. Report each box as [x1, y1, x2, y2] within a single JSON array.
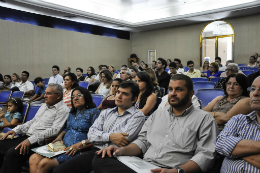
[[44, 136, 57, 144], [77, 143, 94, 152], [0, 123, 22, 130]]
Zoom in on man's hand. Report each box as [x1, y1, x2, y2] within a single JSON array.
[[15, 139, 31, 155], [96, 145, 122, 158], [64, 142, 82, 156], [0, 130, 16, 140], [151, 168, 177, 173], [109, 133, 129, 147]]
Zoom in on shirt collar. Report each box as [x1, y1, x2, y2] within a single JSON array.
[[168, 104, 194, 117], [245, 111, 257, 123], [187, 70, 197, 74], [45, 100, 64, 109], [110, 106, 136, 116]]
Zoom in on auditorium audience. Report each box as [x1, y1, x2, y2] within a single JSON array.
[[89, 65, 107, 84], [151, 60, 157, 70], [144, 68, 161, 97], [168, 58, 184, 74], [62, 67, 71, 77], [0, 83, 70, 173], [11, 73, 21, 88], [204, 73, 252, 132], [49, 65, 64, 85], [17, 71, 34, 97], [129, 66, 138, 82], [52, 81, 145, 173], [215, 63, 239, 89], [0, 97, 23, 126], [220, 60, 245, 77], [76, 68, 85, 82], [120, 67, 132, 81], [184, 60, 201, 78], [215, 57, 226, 71], [201, 62, 221, 78], [168, 62, 177, 76], [156, 58, 171, 95], [95, 70, 112, 97], [92, 74, 218, 173], [29, 87, 100, 173], [84, 66, 96, 82], [3, 75, 12, 90], [97, 78, 123, 110], [166, 59, 171, 69], [108, 65, 116, 76], [63, 73, 79, 108], [215, 77, 260, 172], [247, 56, 260, 86], [199, 60, 209, 72], [135, 72, 156, 116], [26, 77, 47, 104], [246, 55, 257, 68]]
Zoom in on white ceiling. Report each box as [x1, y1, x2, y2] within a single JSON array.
[[1, 0, 260, 32]]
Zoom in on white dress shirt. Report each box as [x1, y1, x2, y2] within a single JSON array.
[[18, 80, 34, 92], [168, 68, 185, 74], [49, 74, 63, 85]]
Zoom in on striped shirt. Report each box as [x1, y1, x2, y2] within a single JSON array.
[[13, 101, 70, 145], [215, 111, 260, 173], [88, 106, 145, 149], [63, 89, 72, 108]]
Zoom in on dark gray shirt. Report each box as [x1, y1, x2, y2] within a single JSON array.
[[133, 105, 219, 172]]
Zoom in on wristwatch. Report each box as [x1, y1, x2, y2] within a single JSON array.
[[81, 140, 86, 146], [175, 166, 185, 173]]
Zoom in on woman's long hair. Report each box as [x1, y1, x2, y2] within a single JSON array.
[[100, 70, 113, 89], [64, 73, 79, 89], [87, 66, 95, 78]]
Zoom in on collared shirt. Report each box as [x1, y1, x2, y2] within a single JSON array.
[[18, 80, 34, 92], [36, 85, 47, 96], [219, 65, 226, 71], [49, 74, 63, 85], [184, 69, 201, 78], [215, 112, 260, 173], [13, 101, 70, 145], [88, 106, 145, 149], [168, 68, 185, 74], [11, 82, 21, 88], [133, 105, 218, 172]]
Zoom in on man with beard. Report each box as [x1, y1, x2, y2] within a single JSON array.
[[215, 77, 260, 172], [92, 74, 219, 173]]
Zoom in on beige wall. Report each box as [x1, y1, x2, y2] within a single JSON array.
[[132, 13, 260, 68], [0, 19, 131, 80]]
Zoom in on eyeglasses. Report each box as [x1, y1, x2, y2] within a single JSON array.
[[44, 92, 59, 96], [250, 87, 260, 92], [226, 82, 240, 87], [71, 94, 84, 99]]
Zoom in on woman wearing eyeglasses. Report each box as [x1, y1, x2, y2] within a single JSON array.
[[203, 73, 252, 132], [29, 87, 100, 173]]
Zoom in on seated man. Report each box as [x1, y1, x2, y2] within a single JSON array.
[[49, 65, 64, 85], [17, 71, 34, 97], [52, 81, 145, 173], [184, 60, 201, 78], [215, 76, 260, 172], [0, 83, 69, 173], [93, 74, 218, 173], [26, 77, 47, 104], [3, 75, 12, 90], [168, 58, 184, 74], [120, 67, 132, 81], [156, 58, 171, 94], [169, 62, 177, 76]]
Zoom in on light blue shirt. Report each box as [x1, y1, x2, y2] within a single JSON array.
[[0, 112, 22, 126]]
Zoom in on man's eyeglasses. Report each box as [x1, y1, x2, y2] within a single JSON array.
[[71, 94, 84, 100], [44, 92, 59, 96]]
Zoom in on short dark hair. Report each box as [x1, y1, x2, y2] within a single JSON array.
[[130, 54, 138, 58], [122, 65, 127, 68], [130, 60, 135, 63], [52, 65, 60, 71], [76, 68, 83, 73], [250, 56, 256, 60], [113, 78, 123, 84], [169, 62, 177, 68], [102, 65, 108, 69], [223, 73, 249, 97], [4, 75, 12, 82], [34, 77, 43, 84], [22, 71, 29, 77], [170, 74, 193, 92], [158, 58, 167, 70], [187, 60, 194, 66], [119, 81, 140, 101], [7, 97, 23, 115], [70, 87, 97, 114], [63, 73, 79, 89], [174, 58, 181, 64], [98, 65, 103, 70], [215, 57, 221, 62]]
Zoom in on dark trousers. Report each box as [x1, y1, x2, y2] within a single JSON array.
[[53, 146, 100, 173], [92, 154, 135, 173], [0, 135, 40, 173]]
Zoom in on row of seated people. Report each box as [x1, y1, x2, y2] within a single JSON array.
[[0, 73, 259, 173]]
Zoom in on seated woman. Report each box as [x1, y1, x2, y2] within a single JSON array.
[[144, 68, 161, 97], [97, 78, 123, 110], [199, 61, 209, 72], [0, 97, 23, 126], [135, 72, 157, 116], [108, 65, 116, 77], [29, 87, 100, 173], [63, 73, 79, 108], [10, 73, 21, 88], [246, 56, 257, 68], [201, 62, 221, 78], [95, 70, 112, 97], [203, 73, 252, 132], [129, 66, 138, 82], [84, 66, 96, 82]]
